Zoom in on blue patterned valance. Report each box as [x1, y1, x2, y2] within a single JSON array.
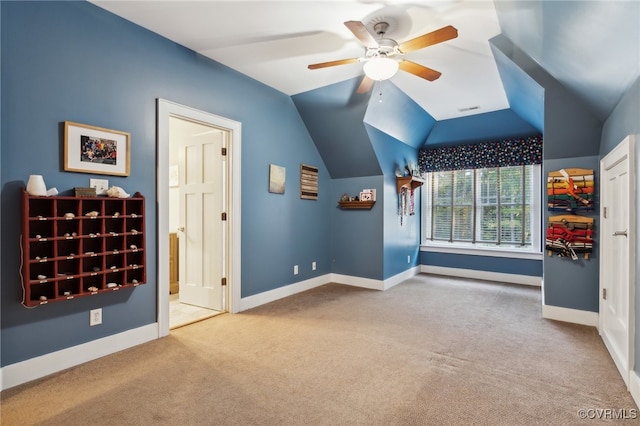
[[419, 135, 543, 173]]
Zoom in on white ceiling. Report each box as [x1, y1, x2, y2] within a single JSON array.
[[91, 0, 510, 120]]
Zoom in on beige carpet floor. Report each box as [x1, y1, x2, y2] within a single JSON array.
[[1, 274, 637, 425]]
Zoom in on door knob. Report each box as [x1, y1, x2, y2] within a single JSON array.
[[613, 230, 628, 237]]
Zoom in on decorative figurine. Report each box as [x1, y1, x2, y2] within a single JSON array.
[[106, 186, 130, 198]]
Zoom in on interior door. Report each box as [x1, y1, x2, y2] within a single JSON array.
[[175, 117, 226, 311], [599, 135, 636, 387]]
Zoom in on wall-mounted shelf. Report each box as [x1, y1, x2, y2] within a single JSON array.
[[396, 176, 424, 193], [338, 200, 375, 210], [20, 189, 146, 307]]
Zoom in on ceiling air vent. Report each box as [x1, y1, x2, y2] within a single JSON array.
[[458, 106, 480, 112]]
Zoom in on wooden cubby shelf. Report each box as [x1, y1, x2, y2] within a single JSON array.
[[396, 176, 424, 193], [21, 189, 147, 307], [338, 200, 376, 210]]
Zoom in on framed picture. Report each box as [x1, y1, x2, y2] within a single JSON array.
[[360, 191, 373, 201], [64, 121, 131, 176], [269, 164, 285, 194], [362, 189, 376, 201]]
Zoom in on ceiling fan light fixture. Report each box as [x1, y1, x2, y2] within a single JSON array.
[[363, 57, 399, 81]]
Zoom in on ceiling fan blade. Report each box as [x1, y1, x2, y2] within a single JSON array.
[[398, 25, 458, 53], [399, 60, 442, 81], [308, 58, 359, 70], [356, 75, 374, 94], [344, 21, 379, 49]]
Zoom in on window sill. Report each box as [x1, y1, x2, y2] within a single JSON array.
[[420, 243, 543, 260]]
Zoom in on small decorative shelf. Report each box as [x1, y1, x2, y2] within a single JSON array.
[[338, 200, 375, 210], [396, 176, 424, 193]]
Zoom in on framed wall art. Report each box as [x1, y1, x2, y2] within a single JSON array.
[[64, 121, 131, 176], [300, 164, 318, 200], [269, 164, 285, 194]]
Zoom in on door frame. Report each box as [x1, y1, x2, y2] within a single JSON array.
[[599, 134, 636, 387], [157, 99, 242, 337]]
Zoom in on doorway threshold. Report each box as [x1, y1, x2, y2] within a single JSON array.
[[170, 294, 225, 329]]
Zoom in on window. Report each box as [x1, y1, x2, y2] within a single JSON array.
[[422, 164, 541, 253]]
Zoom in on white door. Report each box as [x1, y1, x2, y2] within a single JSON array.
[[599, 134, 636, 387], [173, 117, 227, 311]]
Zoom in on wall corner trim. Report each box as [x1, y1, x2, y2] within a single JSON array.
[[541, 304, 599, 327], [0, 323, 158, 392]]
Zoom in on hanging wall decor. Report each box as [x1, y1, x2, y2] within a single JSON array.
[[545, 214, 594, 260], [547, 168, 594, 211], [299, 164, 318, 200], [64, 121, 131, 177], [269, 164, 285, 194]]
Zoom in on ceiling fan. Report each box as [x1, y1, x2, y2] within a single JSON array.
[[308, 20, 458, 93]]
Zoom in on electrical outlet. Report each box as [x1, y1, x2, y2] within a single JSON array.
[[407, 255, 411, 263], [312, 261, 317, 271], [90, 178, 109, 195], [90, 308, 102, 326], [294, 265, 299, 275]]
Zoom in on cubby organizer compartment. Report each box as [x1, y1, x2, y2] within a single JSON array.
[[21, 189, 146, 306]]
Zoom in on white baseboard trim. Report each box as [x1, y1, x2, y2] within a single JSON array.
[[630, 370, 640, 409], [542, 304, 599, 327], [381, 266, 420, 290], [330, 273, 384, 290], [238, 267, 423, 312], [420, 265, 542, 287], [238, 274, 331, 312], [0, 323, 158, 391]]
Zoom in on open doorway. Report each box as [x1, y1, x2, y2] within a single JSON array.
[[168, 117, 226, 328], [157, 99, 242, 337]]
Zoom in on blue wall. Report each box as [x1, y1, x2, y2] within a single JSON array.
[[1, 1, 330, 365], [543, 156, 600, 312], [426, 109, 539, 147], [490, 32, 603, 313], [330, 176, 384, 279], [366, 125, 421, 279], [420, 252, 542, 277], [292, 78, 381, 179], [490, 34, 602, 160], [363, 82, 435, 150]]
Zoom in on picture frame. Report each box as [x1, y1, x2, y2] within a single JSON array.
[[360, 191, 373, 201], [269, 164, 285, 194], [362, 189, 376, 201], [64, 121, 131, 176]]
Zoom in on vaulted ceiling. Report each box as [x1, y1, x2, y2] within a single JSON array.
[[92, 1, 639, 141]]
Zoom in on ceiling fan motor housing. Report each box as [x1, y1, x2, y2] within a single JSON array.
[[366, 38, 399, 59]]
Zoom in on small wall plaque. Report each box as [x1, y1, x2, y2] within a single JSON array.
[[300, 164, 318, 200]]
